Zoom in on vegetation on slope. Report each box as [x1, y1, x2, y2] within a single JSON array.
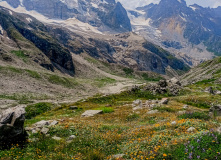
[[0, 85, 220, 160]]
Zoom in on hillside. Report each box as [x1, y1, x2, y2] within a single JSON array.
[[181, 56, 221, 85]]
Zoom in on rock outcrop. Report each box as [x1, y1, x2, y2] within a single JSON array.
[[144, 78, 182, 95], [209, 105, 221, 117], [0, 106, 27, 149]]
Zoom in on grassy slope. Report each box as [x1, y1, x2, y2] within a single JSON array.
[[0, 84, 221, 160]]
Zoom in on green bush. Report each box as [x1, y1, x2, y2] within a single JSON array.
[[178, 112, 210, 120], [25, 102, 52, 119], [96, 107, 114, 113], [123, 68, 134, 75]]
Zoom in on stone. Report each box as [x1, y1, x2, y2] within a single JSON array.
[[33, 120, 50, 128], [158, 80, 167, 88], [209, 105, 221, 116], [169, 77, 181, 86], [177, 111, 186, 115], [25, 127, 33, 131], [216, 91, 221, 95], [67, 135, 76, 141], [205, 86, 215, 94], [112, 154, 125, 159], [0, 106, 28, 148], [147, 110, 159, 114], [183, 105, 188, 110], [49, 120, 58, 127], [81, 110, 103, 117], [32, 130, 38, 134], [160, 98, 169, 104], [187, 127, 196, 132], [132, 99, 142, 108], [133, 106, 142, 111], [171, 121, 177, 125], [69, 106, 78, 110], [41, 127, 49, 134], [216, 127, 221, 134], [52, 136, 62, 141]]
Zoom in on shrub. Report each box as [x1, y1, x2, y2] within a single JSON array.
[[25, 102, 52, 119], [123, 68, 134, 75], [178, 112, 210, 120]]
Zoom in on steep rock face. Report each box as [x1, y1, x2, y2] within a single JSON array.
[[136, 0, 221, 56], [2, 0, 132, 32], [0, 7, 75, 75]]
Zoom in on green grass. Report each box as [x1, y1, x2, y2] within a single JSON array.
[[178, 112, 210, 121], [11, 50, 28, 62], [142, 73, 163, 81], [25, 102, 53, 119], [96, 107, 114, 113], [25, 69, 41, 79], [94, 78, 116, 88], [126, 113, 140, 121], [48, 75, 78, 88], [195, 79, 215, 85]]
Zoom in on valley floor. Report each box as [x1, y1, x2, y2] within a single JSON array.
[[0, 82, 221, 160]]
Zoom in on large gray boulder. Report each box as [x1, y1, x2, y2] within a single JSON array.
[[0, 106, 27, 148], [81, 110, 103, 117]]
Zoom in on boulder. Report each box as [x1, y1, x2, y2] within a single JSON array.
[[205, 87, 215, 95], [32, 120, 50, 128], [41, 127, 49, 135], [209, 105, 221, 116], [171, 121, 177, 125], [81, 110, 103, 117], [160, 98, 169, 104], [147, 110, 159, 114], [158, 80, 167, 88], [132, 99, 142, 108], [52, 136, 62, 141], [187, 127, 196, 132], [169, 77, 181, 86], [177, 111, 186, 115], [183, 105, 188, 110], [0, 106, 27, 148]]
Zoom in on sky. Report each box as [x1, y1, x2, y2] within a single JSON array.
[[117, 0, 221, 9]]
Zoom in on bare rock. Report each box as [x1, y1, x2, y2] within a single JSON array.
[[209, 105, 221, 116], [147, 110, 159, 114], [160, 98, 169, 104], [177, 111, 186, 115], [81, 110, 103, 117], [187, 127, 196, 132], [32, 120, 50, 128], [41, 127, 49, 135], [0, 106, 28, 148], [183, 105, 188, 110], [132, 99, 142, 108], [52, 136, 62, 141]]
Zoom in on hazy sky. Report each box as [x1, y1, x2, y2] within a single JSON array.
[[117, 0, 221, 9]]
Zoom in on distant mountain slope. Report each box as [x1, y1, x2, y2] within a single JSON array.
[[0, 6, 75, 75], [1, 0, 132, 32], [129, 0, 221, 65], [181, 57, 221, 85]]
